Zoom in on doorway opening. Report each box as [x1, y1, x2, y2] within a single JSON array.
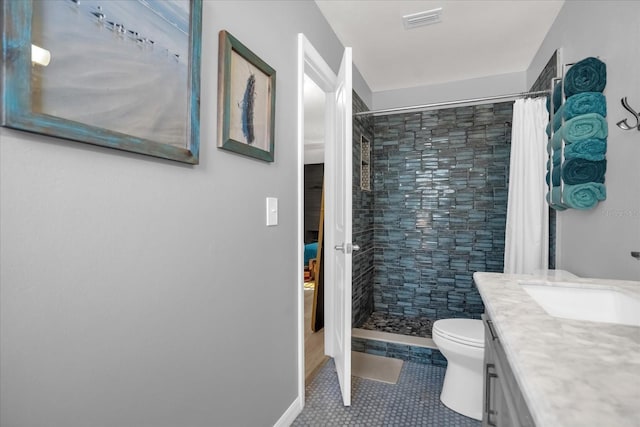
[[302, 74, 327, 383]]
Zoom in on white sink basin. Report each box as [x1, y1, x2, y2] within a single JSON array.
[[520, 281, 640, 327]]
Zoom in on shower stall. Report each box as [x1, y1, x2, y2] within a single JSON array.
[[351, 94, 515, 364]]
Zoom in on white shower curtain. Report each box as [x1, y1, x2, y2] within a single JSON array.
[[504, 97, 549, 274]]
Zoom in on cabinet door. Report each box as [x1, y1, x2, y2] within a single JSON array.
[[483, 315, 500, 426], [482, 315, 535, 427]]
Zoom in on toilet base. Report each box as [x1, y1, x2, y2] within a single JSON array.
[[439, 363, 483, 420]]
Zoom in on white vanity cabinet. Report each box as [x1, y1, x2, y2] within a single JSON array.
[[482, 315, 535, 427]]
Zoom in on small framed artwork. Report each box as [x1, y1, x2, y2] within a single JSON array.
[[217, 30, 276, 162], [1, 0, 202, 164]]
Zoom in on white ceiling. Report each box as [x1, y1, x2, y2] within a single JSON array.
[[315, 0, 564, 93]]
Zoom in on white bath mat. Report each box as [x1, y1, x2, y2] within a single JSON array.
[[351, 351, 403, 384]]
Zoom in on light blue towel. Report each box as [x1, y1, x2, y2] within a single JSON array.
[[547, 105, 565, 135], [548, 130, 564, 150], [564, 138, 607, 161], [544, 150, 562, 168], [563, 92, 607, 120], [562, 113, 608, 143], [546, 183, 606, 210], [562, 183, 607, 210]]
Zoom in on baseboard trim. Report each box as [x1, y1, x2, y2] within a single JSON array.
[[273, 395, 303, 427]]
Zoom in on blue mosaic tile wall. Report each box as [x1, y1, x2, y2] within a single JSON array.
[[352, 91, 375, 327], [372, 102, 514, 320]]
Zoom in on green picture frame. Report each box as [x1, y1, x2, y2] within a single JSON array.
[[217, 30, 276, 162]]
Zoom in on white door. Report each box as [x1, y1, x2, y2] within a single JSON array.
[[324, 47, 353, 406]]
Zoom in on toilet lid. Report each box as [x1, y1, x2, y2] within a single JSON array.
[[433, 319, 484, 348]]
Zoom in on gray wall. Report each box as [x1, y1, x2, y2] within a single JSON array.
[[372, 71, 526, 111], [527, 1, 640, 280], [0, 2, 371, 426]]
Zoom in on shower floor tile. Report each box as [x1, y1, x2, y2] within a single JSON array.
[[292, 358, 480, 426], [360, 311, 434, 338]]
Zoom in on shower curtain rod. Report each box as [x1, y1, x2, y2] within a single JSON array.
[[354, 89, 550, 117]]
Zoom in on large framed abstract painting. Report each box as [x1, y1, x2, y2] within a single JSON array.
[[217, 30, 276, 162], [1, 0, 202, 164]]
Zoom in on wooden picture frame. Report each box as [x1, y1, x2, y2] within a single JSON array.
[[1, 0, 202, 164], [217, 30, 276, 162]]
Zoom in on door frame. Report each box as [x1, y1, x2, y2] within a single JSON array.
[[296, 33, 338, 409]]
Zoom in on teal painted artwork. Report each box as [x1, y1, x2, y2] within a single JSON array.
[[241, 73, 256, 144], [1, 0, 202, 164], [217, 30, 276, 162]]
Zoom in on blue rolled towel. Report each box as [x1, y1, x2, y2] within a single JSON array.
[[564, 92, 606, 120], [562, 113, 608, 143], [546, 82, 563, 113], [554, 104, 566, 131], [552, 149, 562, 165], [564, 138, 607, 161], [548, 130, 564, 150], [545, 166, 562, 186], [564, 57, 606, 97], [561, 158, 606, 184], [554, 82, 563, 111], [562, 183, 606, 210]]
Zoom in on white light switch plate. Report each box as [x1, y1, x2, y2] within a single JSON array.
[[266, 197, 278, 226]]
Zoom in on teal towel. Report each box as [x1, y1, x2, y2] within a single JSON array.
[[563, 92, 607, 120], [564, 57, 607, 97], [548, 130, 564, 150], [562, 158, 606, 185], [546, 82, 563, 113], [547, 105, 565, 134], [562, 113, 608, 143], [546, 189, 567, 211], [546, 121, 558, 137], [545, 166, 562, 186], [564, 138, 607, 161], [562, 183, 607, 210], [555, 104, 566, 131]]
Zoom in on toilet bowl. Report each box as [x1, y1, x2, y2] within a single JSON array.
[[432, 318, 484, 420]]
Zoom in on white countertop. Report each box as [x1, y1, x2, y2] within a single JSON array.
[[473, 271, 640, 427]]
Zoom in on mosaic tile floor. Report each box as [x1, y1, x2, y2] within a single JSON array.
[[359, 312, 434, 338], [292, 359, 481, 426]]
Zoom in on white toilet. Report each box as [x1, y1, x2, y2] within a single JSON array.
[[432, 318, 485, 420]]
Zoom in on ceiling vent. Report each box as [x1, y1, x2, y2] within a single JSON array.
[[402, 7, 443, 30]]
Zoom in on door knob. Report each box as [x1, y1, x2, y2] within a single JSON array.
[[334, 243, 360, 254]]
